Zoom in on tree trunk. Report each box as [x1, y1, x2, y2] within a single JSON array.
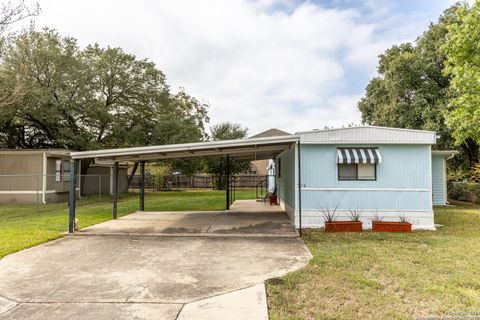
[[463, 138, 479, 168], [79, 158, 93, 196]]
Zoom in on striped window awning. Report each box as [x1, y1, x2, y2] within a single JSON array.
[[337, 148, 382, 164]]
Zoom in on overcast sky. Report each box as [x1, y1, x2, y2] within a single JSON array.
[[28, 0, 458, 135]]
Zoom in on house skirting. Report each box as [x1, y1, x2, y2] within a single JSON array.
[[278, 195, 435, 230], [296, 209, 435, 231]]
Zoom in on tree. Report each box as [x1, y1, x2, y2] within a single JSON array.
[[0, 1, 40, 108], [357, 3, 478, 167], [0, 28, 209, 176], [442, 1, 480, 166], [210, 122, 248, 141], [204, 122, 250, 189], [0, 0, 39, 36]]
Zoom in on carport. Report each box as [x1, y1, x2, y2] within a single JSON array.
[[69, 135, 302, 235]]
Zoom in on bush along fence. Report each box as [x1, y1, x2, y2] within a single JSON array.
[[448, 181, 480, 204]]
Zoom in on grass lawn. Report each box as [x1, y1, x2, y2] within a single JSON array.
[[0, 189, 255, 259], [266, 201, 480, 320]]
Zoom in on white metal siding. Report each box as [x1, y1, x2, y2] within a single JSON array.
[[298, 127, 436, 144], [432, 155, 447, 205]]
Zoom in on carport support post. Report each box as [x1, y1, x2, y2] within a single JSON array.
[[113, 161, 119, 219], [297, 142, 302, 237], [140, 161, 145, 211], [225, 156, 230, 210], [68, 160, 77, 234]]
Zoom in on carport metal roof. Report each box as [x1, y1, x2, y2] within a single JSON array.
[[67, 134, 303, 237], [70, 135, 300, 162]]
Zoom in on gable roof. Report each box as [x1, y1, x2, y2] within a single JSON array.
[[249, 128, 291, 139]]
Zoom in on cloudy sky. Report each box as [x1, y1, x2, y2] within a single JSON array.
[[29, 0, 458, 135]]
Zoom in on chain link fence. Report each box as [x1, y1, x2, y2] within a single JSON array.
[[0, 173, 268, 208], [0, 173, 265, 252], [0, 174, 122, 215], [128, 174, 267, 191]]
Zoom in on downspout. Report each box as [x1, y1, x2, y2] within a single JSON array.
[[42, 151, 47, 204], [78, 159, 82, 198], [446, 153, 456, 161]]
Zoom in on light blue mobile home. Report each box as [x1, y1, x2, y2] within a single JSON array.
[[276, 127, 454, 230], [68, 126, 454, 234]]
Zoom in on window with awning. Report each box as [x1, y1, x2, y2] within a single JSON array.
[[337, 148, 382, 164], [337, 148, 381, 180]]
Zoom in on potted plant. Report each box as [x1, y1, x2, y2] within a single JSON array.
[[323, 205, 363, 232], [372, 214, 412, 233], [321, 205, 337, 232]]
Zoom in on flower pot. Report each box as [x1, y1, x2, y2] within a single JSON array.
[[324, 221, 363, 232], [372, 221, 412, 233]]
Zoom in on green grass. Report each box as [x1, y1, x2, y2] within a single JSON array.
[[266, 201, 480, 320], [0, 189, 255, 258]]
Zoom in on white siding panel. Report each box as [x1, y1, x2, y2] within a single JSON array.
[[298, 126, 436, 144]]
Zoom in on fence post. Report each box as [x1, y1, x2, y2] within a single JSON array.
[[113, 162, 119, 220], [98, 175, 102, 201], [36, 174, 40, 214], [68, 161, 77, 234], [140, 161, 145, 212]]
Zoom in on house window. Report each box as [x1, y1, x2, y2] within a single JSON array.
[[63, 161, 72, 182], [55, 160, 62, 182], [338, 163, 376, 180], [55, 159, 72, 182]]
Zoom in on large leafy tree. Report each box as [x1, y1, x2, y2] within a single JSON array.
[[442, 1, 480, 166], [0, 28, 209, 174], [0, 1, 40, 108], [357, 4, 478, 167], [204, 122, 251, 189]]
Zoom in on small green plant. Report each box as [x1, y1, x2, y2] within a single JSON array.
[[370, 212, 384, 222], [320, 202, 339, 222], [348, 209, 362, 222], [398, 214, 408, 223]]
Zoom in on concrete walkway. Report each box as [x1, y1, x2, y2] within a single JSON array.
[[0, 201, 311, 319]]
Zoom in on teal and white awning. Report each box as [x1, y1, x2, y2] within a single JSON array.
[[337, 148, 382, 164]]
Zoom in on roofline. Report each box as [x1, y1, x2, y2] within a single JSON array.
[[432, 150, 459, 159], [0, 149, 72, 156], [70, 135, 300, 160], [295, 126, 436, 135], [0, 149, 71, 153]]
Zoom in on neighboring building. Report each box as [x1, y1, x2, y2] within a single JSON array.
[[249, 128, 291, 176], [81, 160, 129, 197], [0, 150, 128, 203], [275, 126, 456, 230]]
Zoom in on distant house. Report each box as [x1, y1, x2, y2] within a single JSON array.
[[0, 150, 128, 203], [249, 128, 291, 175]]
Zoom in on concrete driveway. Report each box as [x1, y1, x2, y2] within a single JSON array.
[[0, 201, 311, 319]]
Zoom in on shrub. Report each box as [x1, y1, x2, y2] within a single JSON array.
[[448, 182, 480, 204]]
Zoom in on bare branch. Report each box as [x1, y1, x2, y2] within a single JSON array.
[[0, 0, 40, 35]]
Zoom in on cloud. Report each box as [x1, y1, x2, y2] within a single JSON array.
[[29, 0, 452, 135]]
